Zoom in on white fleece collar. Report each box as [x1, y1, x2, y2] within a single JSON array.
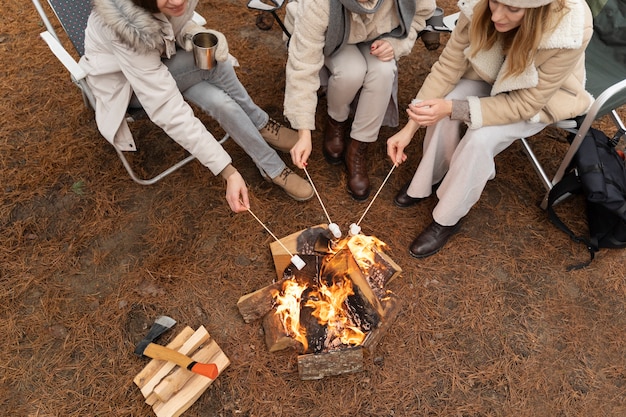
[[458, 0, 586, 95]]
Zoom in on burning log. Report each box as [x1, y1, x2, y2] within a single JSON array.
[[298, 347, 364, 380], [240, 226, 403, 379], [322, 248, 384, 330], [236, 282, 282, 324], [262, 308, 301, 352], [365, 249, 402, 298], [362, 292, 402, 354]]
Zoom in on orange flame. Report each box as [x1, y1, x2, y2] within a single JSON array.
[[305, 275, 366, 349], [271, 232, 386, 353], [272, 279, 309, 350]]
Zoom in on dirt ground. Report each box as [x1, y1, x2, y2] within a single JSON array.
[[2, 0, 626, 416]]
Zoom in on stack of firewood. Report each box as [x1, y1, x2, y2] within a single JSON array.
[[133, 326, 229, 417]]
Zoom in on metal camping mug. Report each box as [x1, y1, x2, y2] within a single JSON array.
[[192, 32, 218, 70]]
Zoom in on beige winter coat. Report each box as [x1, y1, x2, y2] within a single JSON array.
[[284, 0, 437, 130], [416, 0, 593, 129], [79, 0, 231, 176]]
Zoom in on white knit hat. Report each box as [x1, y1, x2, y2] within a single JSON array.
[[496, 0, 554, 7]]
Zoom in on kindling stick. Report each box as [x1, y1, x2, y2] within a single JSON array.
[[350, 163, 397, 236], [245, 206, 306, 270], [303, 164, 341, 238]]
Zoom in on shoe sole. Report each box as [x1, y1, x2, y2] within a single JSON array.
[[285, 192, 314, 202], [394, 198, 422, 208], [346, 185, 370, 202]]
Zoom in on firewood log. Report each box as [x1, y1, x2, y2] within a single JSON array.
[[297, 347, 363, 380]]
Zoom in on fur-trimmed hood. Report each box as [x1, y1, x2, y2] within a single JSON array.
[[457, 0, 587, 95], [92, 0, 197, 55]]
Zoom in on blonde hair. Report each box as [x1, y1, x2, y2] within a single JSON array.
[[468, 0, 568, 77]]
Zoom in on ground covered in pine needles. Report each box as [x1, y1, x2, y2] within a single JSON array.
[[2, 1, 626, 416]]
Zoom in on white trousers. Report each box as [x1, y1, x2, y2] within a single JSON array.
[[406, 79, 548, 226], [324, 43, 397, 143]]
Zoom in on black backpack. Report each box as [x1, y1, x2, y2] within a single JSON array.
[[547, 127, 626, 270]]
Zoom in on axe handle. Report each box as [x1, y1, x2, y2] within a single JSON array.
[[143, 343, 218, 380]]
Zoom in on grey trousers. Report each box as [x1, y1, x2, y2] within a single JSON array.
[[406, 79, 548, 226], [131, 51, 287, 179]]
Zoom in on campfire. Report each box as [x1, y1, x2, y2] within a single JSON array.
[[237, 225, 402, 380]]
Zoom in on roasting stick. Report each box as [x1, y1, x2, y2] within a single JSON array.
[[349, 163, 398, 236], [303, 164, 342, 239], [245, 205, 306, 270]]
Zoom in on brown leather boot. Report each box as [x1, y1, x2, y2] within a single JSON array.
[[345, 138, 371, 201], [323, 116, 349, 165]]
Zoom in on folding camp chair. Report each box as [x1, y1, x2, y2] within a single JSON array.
[[31, 0, 228, 185], [519, 0, 626, 209]]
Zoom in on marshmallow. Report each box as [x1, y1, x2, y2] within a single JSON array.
[[328, 223, 342, 239], [290, 255, 306, 270], [349, 223, 361, 236]]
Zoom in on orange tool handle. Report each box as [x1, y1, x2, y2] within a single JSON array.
[[143, 343, 218, 379]]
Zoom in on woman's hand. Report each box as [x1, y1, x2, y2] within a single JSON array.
[[407, 99, 452, 126], [370, 39, 395, 62], [290, 129, 312, 169], [387, 121, 419, 165], [224, 171, 249, 213]]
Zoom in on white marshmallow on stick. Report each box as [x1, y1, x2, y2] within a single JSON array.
[[290, 255, 306, 270], [328, 223, 342, 239]]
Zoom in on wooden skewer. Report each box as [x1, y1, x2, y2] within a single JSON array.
[[303, 165, 341, 238], [245, 206, 306, 270], [355, 163, 397, 229], [304, 165, 332, 225]]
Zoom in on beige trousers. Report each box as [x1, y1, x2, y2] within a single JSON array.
[[324, 43, 397, 143], [406, 79, 548, 226]]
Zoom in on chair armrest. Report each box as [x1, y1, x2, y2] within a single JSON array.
[[442, 12, 459, 32], [40, 31, 87, 81], [192, 11, 207, 26], [247, 0, 285, 12]]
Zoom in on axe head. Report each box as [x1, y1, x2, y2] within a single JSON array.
[[134, 315, 176, 356]]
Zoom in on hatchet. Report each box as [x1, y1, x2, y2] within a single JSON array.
[[134, 316, 218, 380]]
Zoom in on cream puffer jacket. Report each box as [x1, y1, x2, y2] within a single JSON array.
[[79, 0, 231, 176], [416, 0, 594, 129]]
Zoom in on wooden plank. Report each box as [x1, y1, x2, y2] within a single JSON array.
[[152, 342, 230, 417], [138, 326, 210, 399], [133, 326, 194, 389], [269, 224, 329, 279], [297, 347, 363, 380]]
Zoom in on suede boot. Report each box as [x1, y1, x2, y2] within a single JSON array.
[[345, 138, 371, 201], [323, 116, 349, 165]]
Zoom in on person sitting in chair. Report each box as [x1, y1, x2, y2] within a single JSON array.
[[79, 0, 314, 212], [284, 0, 436, 201], [387, 0, 593, 257]]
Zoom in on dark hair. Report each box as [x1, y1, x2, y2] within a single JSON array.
[[131, 0, 160, 13]]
